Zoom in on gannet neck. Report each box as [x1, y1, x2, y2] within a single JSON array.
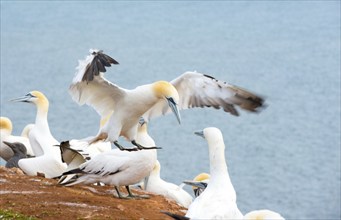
[[0, 117, 13, 135], [21, 124, 34, 138], [204, 127, 229, 181]]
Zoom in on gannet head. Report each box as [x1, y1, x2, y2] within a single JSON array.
[[183, 173, 210, 197], [3, 141, 27, 155], [0, 117, 13, 134], [194, 127, 223, 146], [11, 91, 49, 111], [244, 210, 285, 220], [152, 81, 181, 124]]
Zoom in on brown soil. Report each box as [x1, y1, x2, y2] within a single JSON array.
[[0, 166, 187, 219]]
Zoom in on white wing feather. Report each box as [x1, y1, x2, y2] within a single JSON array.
[[69, 50, 125, 118], [143, 71, 264, 121]]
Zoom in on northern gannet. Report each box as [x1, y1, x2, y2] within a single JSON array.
[[69, 49, 181, 151], [185, 127, 243, 219], [183, 173, 210, 197], [4, 141, 28, 168], [69, 50, 264, 151], [11, 91, 66, 178], [144, 160, 193, 208], [0, 117, 34, 161], [60, 121, 157, 199]]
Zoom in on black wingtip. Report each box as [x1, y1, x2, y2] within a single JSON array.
[[82, 50, 119, 83]]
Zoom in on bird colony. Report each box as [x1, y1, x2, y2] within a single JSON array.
[[0, 49, 284, 219]]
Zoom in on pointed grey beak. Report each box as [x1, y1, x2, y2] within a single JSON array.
[[183, 180, 208, 189], [194, 130, 205, 138], [10, 93, 34, 103], [166, 97, 181, 124]]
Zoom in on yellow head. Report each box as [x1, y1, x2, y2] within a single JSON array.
[[30, 91, 49, 107], [152, 81, 179, 101], [152, 81, 181, 124], [0, 117, 13, 133], [194, 173, 210, 182]]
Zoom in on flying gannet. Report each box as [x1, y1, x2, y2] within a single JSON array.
[[144, 160, 193, 208], [4, 141, 28, 168], [11, 91, 66, 178], [59, 120, 157, 199], [69, 50, 264, 151], [0, 117, 34, 161]]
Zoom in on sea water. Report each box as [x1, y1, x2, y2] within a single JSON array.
[[1, 1, 340, 219]]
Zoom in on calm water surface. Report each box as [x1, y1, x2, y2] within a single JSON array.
[[1, 1, 340, 219]]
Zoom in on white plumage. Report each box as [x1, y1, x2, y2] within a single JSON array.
[[11, 91, 66, 178], [60, 122, 157, 198], [0, 117, 34, 161], [69, 50, 264, 151], [144, 160, 193, 208], [244, 210, 285, 220], [185, 127, 243, 219]]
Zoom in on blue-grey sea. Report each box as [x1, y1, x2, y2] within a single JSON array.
[[1, 1, 340, 219]]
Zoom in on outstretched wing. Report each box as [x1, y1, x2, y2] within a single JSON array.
[[143, 71, 265, 121], [69, 49, 126, 118]]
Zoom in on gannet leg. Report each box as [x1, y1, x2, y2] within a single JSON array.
[[125, 186, 150, 199], [131, 140, 162, 150], [114, 186, 125, 199], [113, 141, 139, 152]]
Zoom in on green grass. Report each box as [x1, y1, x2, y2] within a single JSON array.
[[0, 209, 37, 220]]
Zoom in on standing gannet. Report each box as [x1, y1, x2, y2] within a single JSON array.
[[69, 50, 264, 151], [144, 160, 193, 208], [11, 91, 66, 178], [60, 121, 157, 199], [184, 127, 243, 219], [183, 173, 210, 198], [4, 141, 28, 168], [0, 117, 34, 161]]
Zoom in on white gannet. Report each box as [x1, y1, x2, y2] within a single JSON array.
[[183, 172, 210, 198], [69, 49, 181, 151], [60, 120, 157, 199], [144, 160, 193, 208], [4, 141, 28, 168], [11, 91, 66, 178], [0, 117, 34, 161], [244, 210, 285, 220], [69, 50, 264, 151], [185, 127, 243, 219]]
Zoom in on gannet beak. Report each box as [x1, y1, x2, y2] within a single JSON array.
[[183, 180, 207, 189], [194, 130, 205, 138], [10, 93, 34, 103], [166, 97, 181, 124], [3, 141, 15, 149]]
